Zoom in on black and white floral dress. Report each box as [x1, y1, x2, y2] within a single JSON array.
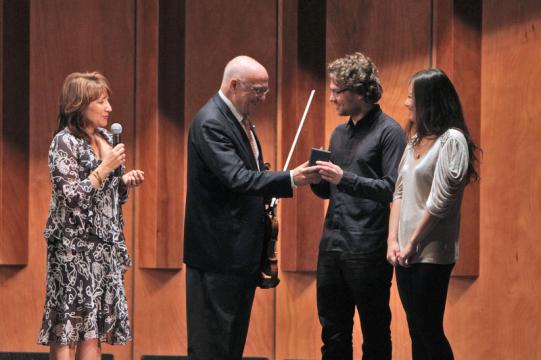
[[38, 128, 132, 345]]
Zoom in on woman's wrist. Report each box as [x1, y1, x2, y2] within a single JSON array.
[[119, 174, 128, 188], [387, 235, 398, 244], [97, 164, 113, 178], [90, 169, 103, 187]]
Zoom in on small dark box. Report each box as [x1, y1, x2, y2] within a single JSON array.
[[309, 148, 331, 166]]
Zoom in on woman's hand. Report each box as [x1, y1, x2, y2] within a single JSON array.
[[122, 169, 145, 188], [386, 240, 400, 266], [397, 241, 416, 267], [101, 143, 126, 175]]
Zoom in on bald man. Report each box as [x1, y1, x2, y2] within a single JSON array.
[[183, 56, 318, 359]]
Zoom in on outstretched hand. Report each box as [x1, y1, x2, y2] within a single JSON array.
[[291, 161, 321, 186], [122, 169, 145, 188]]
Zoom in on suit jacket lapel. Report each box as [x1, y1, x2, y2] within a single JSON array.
[[212, 94, 259, 170]]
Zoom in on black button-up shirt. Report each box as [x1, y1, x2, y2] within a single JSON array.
[[311, 105, 406, 255]]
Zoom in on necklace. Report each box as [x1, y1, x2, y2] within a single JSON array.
[[413, 136, 436, 160]]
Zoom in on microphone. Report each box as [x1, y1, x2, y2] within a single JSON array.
[[111, 123, 123, 177]]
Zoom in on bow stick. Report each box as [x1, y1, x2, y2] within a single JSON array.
[[270, 89, 316, 208]]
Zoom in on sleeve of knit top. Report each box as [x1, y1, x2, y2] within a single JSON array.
[[426, 130, 469, 218]]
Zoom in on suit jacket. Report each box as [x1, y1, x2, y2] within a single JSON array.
[[183, 93, 293, 275]]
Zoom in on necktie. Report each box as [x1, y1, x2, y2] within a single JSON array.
[[242, 117, 258, 161]]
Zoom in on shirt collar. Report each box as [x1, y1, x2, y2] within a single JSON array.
[[218, 90, 243, 123], [347, 104, 381, 130]]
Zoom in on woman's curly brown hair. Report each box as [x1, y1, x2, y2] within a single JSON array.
[[328, 52, 383, 103]]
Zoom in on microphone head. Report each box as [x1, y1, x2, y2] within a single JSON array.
[[111, 123, 123, 135]]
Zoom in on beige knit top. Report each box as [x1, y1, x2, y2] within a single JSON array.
[[393, 128, 469, 264]]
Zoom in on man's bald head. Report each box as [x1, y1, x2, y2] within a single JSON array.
[[221, 56, 267, 87], [220, 56, 269, 117]]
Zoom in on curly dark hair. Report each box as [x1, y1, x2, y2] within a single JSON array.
[[328, 52, 382, 103]]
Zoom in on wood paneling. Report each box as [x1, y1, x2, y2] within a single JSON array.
[[133, 1, 186, 358], [276, 1, 327, 358], [433, 0, 481, 277], [442, 0, 541, 358], [0, 3, 2, 261], [1, 1, 540, 359], [326, 0, 431, 130], [279, 0, 327, 272], [0, 0, 29, 265], [136, 0, 185, 269]]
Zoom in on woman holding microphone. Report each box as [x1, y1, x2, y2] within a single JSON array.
[[38, 72, 144, 359]]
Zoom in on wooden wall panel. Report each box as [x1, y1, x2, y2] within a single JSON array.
[[442, 1, 541, 359], [136, 0, 185, 269], [0, 0, 29, 265], [279, 0, 327, 272], [133, 1, 186, 358], [276, 1, 327, 359], [0, 3, 2, 253], [433, 0, 481, 277], [136, 0, 160, 269]]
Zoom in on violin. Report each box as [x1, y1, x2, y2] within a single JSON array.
[[259, 164, 280, 289]]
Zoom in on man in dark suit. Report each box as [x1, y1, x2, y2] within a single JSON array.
[[184, 55, 318, 360]]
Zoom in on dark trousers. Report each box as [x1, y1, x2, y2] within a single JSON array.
[[186, 266, 256, 360], [317, 251, 393, 360], [396, 263, 455, 360]]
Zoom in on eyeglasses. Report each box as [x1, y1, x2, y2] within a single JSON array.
[[250, 86, 270, 96], [238, 80, 270, 96]]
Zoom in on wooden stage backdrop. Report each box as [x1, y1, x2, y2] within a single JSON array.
[[0, 0, 539, 359]]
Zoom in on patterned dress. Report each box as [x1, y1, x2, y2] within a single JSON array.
[[38, 128, 132, 345]]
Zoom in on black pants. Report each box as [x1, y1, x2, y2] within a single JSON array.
[[186, 266, 257, 360], [317, 251, 393, 360], [396, 263, 455, 360]]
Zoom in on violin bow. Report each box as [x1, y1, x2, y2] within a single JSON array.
[[270, 89, 316, 209]]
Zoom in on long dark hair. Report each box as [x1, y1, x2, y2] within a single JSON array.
[[411, 68, 480, 183], [55, 71, 111, 142]]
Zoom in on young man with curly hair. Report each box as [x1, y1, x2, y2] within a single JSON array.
[[311, 52, 406, 359]]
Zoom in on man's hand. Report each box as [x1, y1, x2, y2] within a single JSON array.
[[316, 161, 343, 185], [291, 161, 321, 186]]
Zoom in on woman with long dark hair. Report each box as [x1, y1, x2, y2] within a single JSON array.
[[38, 72, 144, 359], [387, 68, 479, 359]]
